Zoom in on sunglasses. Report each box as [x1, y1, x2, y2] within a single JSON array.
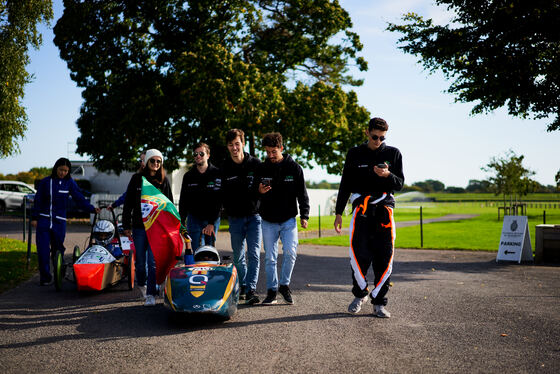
[[149, 158, 162, 165], [193, 151, 206, 157], [369, 134, 386, 141]]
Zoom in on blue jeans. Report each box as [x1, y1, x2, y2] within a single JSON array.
[[132, 228, 157, 296], [262, 217, 298, 291], [186, 215, 221, 251], [228, 215, 262, 291]]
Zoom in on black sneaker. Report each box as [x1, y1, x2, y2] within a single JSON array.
[[239, 285, 247, 300], [261, 289, 277, 305], [278, 285, 294, 305], [245, 290, 260, 305]]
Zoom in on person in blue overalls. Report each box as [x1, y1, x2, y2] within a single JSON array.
[[31, 158, 99, 285]]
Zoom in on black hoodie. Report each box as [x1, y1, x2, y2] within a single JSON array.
[[179, 162, 222, 223], [221, 152, 261, 217], [335, 142, 404, 215], [256, 153, 310, 223]]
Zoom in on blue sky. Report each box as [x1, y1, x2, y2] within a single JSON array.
[[1, 0, 558, 188]]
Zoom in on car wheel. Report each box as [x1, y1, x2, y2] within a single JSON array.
[[54, 251, 64, 291], [126, 252, 135, 290], [72, 245, 81, 263], [0, 201, 6, 215]]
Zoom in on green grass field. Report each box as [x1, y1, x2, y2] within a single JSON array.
[[301, 202, 560, 251], [424, 192, 560, 202], [0, 238, 38, 294]]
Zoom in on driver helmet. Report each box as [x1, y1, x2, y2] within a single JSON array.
[[92, 220, 115, 246], [193, 245, 220, 264]]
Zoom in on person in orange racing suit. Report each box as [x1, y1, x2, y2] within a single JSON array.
[[334, 117, 404, 318]]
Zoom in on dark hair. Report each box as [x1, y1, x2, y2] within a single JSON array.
[[368, 117, 389, 132], [194, 142, 210, 156], [262, 132, 283, 148], [141, 161, 166, 184], [51, 158, 72, 179], [226, 129, 245, 144]]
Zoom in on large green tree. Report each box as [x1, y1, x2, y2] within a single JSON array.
[[54, 0, 369, 173], [0, 0, 53, 157], [387, 0, 560, 131]]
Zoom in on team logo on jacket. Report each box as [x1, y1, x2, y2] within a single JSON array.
[[140, 195, 166, 230]]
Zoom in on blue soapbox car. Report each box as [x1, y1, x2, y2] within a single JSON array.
[[163, 245, 240, 321]]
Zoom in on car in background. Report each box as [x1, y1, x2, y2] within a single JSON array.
[[0, 181, 36, 214]]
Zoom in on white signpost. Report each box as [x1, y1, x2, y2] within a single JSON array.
[[496, 215, 533, 263]]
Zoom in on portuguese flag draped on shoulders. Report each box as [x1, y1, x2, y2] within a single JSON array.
[[140, 177, 184, 284]]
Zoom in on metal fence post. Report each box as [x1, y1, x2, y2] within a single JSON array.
[[543, 210, 546, 224], [318, 205, 321, 238], [26, 212, 33, 269], [23, 196, 27, 241], [420, 206, 423, 248]]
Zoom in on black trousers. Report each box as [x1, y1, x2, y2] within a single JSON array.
[[349, 196, 395, 306]]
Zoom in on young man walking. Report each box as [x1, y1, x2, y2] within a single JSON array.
[[179, 142, 222, 251], [334, 117, 404, 318], [221, 129, 262, 305], [257, 132, 310, 305]]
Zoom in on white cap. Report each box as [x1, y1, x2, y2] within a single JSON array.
[[145, 149, 163, 164]]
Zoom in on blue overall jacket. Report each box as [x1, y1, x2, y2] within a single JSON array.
[[32, 176, 95, 228]]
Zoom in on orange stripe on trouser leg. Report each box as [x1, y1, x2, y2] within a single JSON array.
[[371, 251, 393, 298], [349, 206, 367, 289], [385, 206, 395, 246], [371, 206, 395, 298]]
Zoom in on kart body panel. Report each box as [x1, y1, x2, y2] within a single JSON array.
[[164, 262, 239, 319], [73, 239, 133, 291]]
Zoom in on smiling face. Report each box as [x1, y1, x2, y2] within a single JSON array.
[[147, 156, 162, 173], [265, 146, 284, 163], [227, 136, 244, 162]]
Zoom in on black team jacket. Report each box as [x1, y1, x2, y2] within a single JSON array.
[[122, 173, 173, 230], [221, 152, 261, 218], [179, 162, 222, 224], [256, 153, 310, 223], [335, 142, 404, 215]]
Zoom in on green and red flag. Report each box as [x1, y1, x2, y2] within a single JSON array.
[[140, 177, 184, 284]]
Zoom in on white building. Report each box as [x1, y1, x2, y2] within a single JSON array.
[[305, 188, 339, 217]]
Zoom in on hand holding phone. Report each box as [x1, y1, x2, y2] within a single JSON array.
[[259, 178, 272, 193], [376, 163, 388, 169]]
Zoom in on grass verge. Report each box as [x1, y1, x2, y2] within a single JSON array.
[[301, 204, 560, 251], [0, 238, 38, 294]]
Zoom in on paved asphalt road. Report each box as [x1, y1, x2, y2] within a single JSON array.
[[1, 215, 559, 373]]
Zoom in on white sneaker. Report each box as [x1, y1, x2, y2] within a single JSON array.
[[373, 304, 391, 318], [139, 285, 147, 299], [348, 296, 368, 314], [144, 295, 156, 307]]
